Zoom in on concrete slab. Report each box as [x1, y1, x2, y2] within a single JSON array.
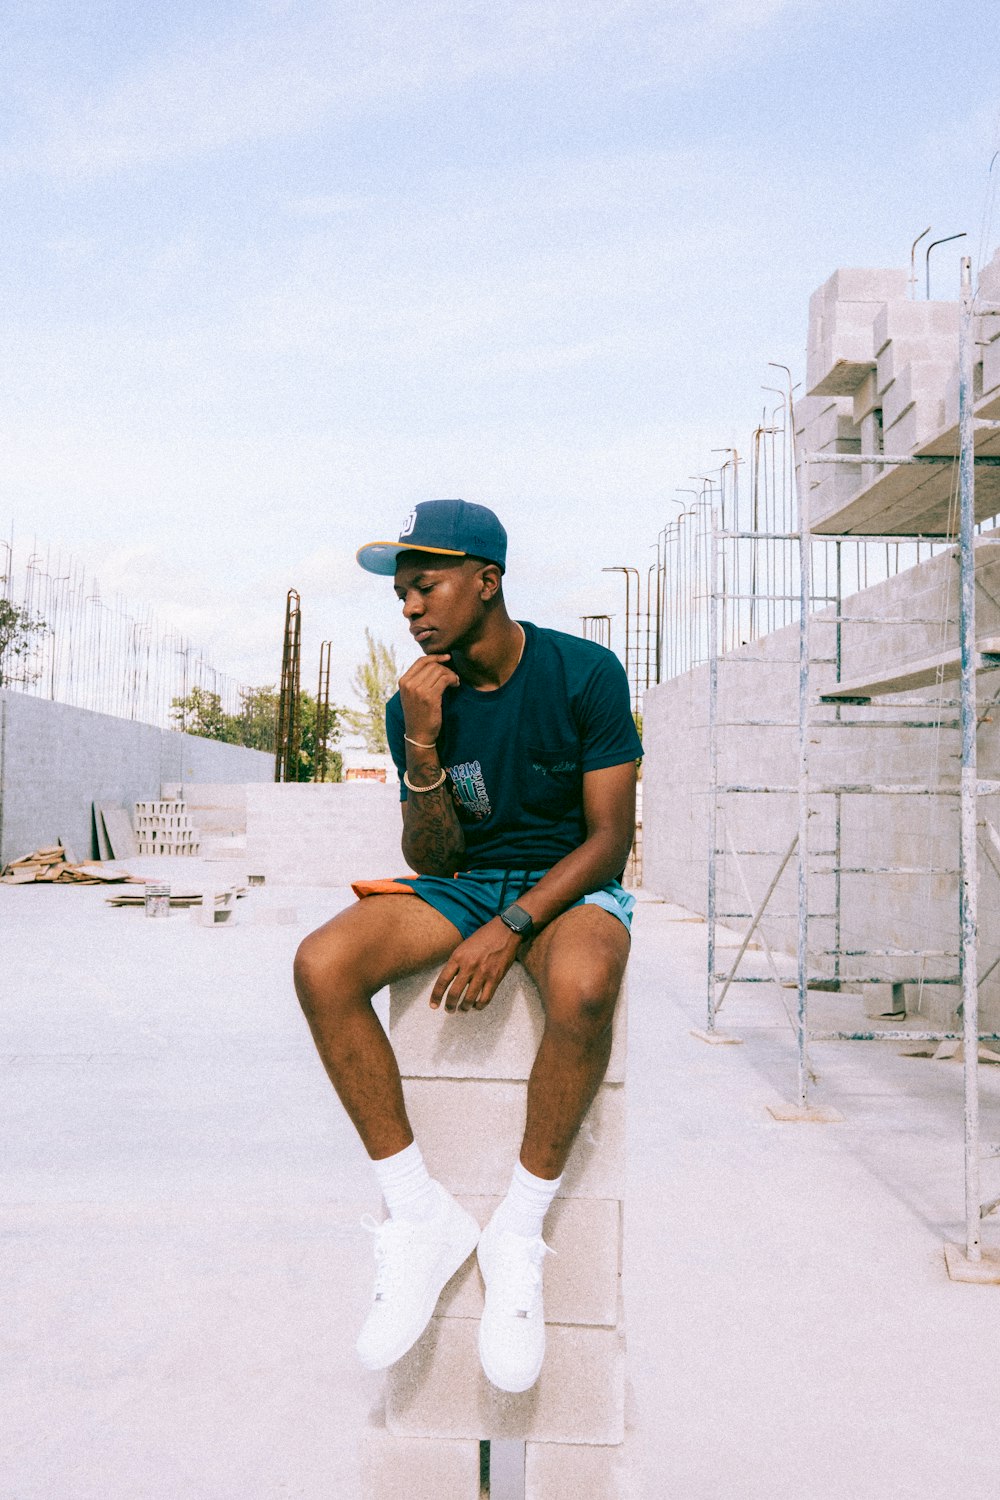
[[4, 875, 1000, 1496]]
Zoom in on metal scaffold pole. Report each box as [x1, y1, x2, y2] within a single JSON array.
[[796, 452, 812, 1110], [957, 254, 982, 1263], [706, 510, 720, 1032]]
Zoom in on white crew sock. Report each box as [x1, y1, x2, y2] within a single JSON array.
[[371, 1141, 440, 1222], [493, 1159, 562, 1240]]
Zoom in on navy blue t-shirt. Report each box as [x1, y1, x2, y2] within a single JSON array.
[[386, 622, 643, 870]]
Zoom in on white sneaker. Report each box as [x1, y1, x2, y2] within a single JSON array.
[[477, 1213, 553, 1392], [355, 1182, 480, 1371]]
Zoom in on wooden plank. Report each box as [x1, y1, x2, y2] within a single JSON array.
[[821, 636, 1000, 701], [93, 804, 112, 861], [809, 404, 1000, 536], [99, 805, 139, 860]]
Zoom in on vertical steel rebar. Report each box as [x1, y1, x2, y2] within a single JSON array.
[[275, 589, 302, 783], [314, 640, 333, 783]]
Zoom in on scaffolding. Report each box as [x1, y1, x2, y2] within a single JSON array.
[[699, 260, 1000, 1276]]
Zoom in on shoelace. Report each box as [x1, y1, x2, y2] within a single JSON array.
[[492, 1234, 554, 1316], [360, 1213, 416, 1303]]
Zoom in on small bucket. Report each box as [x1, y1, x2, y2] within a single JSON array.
[[144, 882, 171, 918]]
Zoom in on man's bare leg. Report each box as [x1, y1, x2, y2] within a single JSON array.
[[293, 894, 460, 1159], [520, 903, 630, 1178], [476, 903, 630, 1393], [295, 893, 483, 1373]]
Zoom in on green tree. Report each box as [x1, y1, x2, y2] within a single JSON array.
[[233, 684, 280, 752], [170, 681, 343, 782], [169, 686, 236, 741], [0, 596, 47, 688], [344, 629, 399, 753], [295, 690, 343, 782]]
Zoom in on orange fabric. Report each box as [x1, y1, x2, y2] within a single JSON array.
[[350, 878, 416, 899]]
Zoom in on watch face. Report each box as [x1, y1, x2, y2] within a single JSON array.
[[502, 903, 532, 934]]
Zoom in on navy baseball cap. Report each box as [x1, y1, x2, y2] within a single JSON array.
[[356, 499, 507, 576]]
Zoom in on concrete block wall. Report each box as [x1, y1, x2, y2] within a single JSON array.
[[0, 691, 271, 866], [642, 552, 1000, 1028], [805, 267, 908, 397], [243, 781, 409, 885], [362, 963, 631, 1498], [163, 782, 249, 837]]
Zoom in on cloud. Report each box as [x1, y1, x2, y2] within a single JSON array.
[[4, 0, 807, 178]]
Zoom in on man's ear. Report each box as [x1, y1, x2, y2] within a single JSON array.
[[478, 562, 503, 601]]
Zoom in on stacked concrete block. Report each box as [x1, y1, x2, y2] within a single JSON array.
[[134, 799, 200, 855], [806, 267, 907, 397], [794, 393, 862, 522], [872, 301, 957, 458], [362, 962, 630, 1498], [360, 1417, 481, 1500], [978, 248, 1000, 415]]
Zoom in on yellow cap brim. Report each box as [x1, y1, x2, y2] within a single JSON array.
[[356, 541, 467, 575]]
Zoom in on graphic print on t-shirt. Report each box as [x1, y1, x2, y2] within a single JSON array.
[[447, 759, 492, 821]]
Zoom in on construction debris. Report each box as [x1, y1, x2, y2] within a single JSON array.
[[0, 848, 140, 886], [901, 1040, 1000, 1064], [96, 803, 139, 859], [104, 887, 247, 909]]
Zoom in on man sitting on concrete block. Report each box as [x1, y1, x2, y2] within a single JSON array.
[[293, 500, 641, 1392]]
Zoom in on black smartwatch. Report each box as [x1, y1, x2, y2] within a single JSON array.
[[499, 901, 535, 938]]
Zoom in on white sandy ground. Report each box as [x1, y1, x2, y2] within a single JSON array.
[[3, 865, 1000, 1499]]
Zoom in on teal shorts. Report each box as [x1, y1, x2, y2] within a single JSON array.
[[366, 868, 635, 941]]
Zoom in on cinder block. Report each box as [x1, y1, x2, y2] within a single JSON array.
[[801, 398, 858, 450], [404, 1079, 625, 1198], [793, 393, 837, 438], [852, 368, 880, 424], [876, 336, 957, 392], [390, 965, 627, 1082], [980, 247, 1000, 302], [438, 1196, 621, 1325], [826, 267, 908, 304], [983, 337, 1000, 399], [806, 331, 876, 397], [361, 1416, 481, 1499], [872, 299, 960, 349], [526, 1438, 633, 1499], [884, 403, 945, 456], [386, 1317, 625, 1444], [882, 360, 952, 429]]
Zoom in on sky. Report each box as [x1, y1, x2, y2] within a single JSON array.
[[3, 0, 999, 708]]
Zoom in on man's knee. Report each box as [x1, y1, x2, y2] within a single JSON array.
[[293, 922, 369, 1012], [541, 960, 622, 1046]]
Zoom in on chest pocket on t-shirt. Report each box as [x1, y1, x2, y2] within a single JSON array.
[[520, 743, 582, 817]]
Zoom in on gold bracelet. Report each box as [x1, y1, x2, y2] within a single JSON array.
[[403, 767, 447, 793], [404, 734, 438, 748]]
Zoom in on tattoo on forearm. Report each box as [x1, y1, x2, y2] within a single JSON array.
[[403, 756, 465, 873]]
